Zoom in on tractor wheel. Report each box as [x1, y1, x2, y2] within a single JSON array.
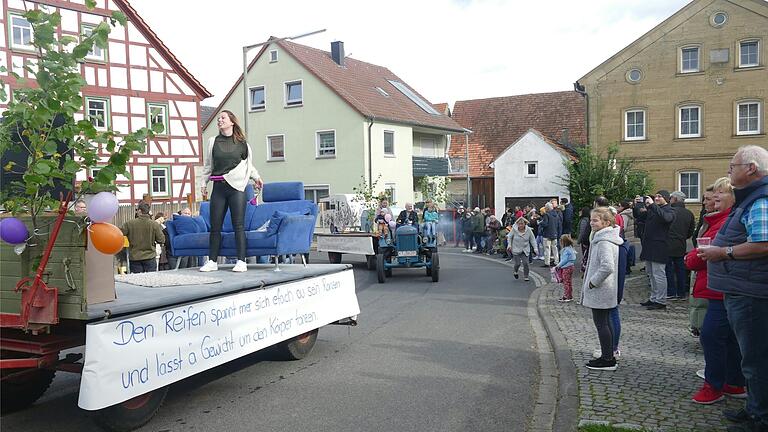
[[0, 368, 56, 413], [272, 329, 319, 360], [328, 252, 342, 264], [376, 254, 386, 283], [431, 252, 440, 282], [95, 386, 169, 432]]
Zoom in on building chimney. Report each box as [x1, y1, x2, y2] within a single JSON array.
[[559, 128, 569, 145], [331, 41, 345, 66]]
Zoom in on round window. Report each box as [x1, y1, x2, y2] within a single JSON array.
[[627, 68, 642, 83], [712, 12, 728, 27]]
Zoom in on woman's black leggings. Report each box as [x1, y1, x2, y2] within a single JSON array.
[[209, 181, 246, 261], [592, 308, 614, 360]]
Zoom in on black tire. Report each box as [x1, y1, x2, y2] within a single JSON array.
[[431, 252, 440, 282], [366, 255, 376, 270], [376, 254, 386, 283], [328, 252, 342, 264], [95, 386, 169, 432], [272, 328, 319, 360], [0, 368, 56, 413], [426, 265, 432, 276]]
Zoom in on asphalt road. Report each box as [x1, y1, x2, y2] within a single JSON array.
[[1, 251, 539, 432]]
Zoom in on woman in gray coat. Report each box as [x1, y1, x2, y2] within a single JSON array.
[[506, 217, 537, 281], [582, 207, 624, 371]]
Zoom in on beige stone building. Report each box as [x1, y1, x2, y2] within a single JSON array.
[[576, 0, 767, 206]]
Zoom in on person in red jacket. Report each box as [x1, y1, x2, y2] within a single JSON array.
[[685, 177, 746, 404]]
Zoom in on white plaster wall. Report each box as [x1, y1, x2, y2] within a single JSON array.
[[132, 166, 147, 181], [109, 42, 126, 64], [130, 97, 145, 115], [111, 95, 127, 113], [110, 66, 127, 89], [150, 70, 163, 93], [493, 132, 570, 211], [112, 116, 128, 133], [176, 101, 197, 117], [129, 45, 146, 67], [60, 10, 78, 32]]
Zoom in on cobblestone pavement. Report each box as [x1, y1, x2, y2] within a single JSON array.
[[538, 262, 746, 432]]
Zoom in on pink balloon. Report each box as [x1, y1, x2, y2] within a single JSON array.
[[384, 213, 392, 222], [388, 221, 396, 230]]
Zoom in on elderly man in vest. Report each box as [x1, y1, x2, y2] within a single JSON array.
[[699, 145, 768, 432]]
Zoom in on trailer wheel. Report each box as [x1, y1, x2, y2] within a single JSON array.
[[376, 254, 386, 283], [273, 329, 319, 360], [366, 254, 376, 270], [0, 368, 56, 413], [95, 386, 169, 432], [431, 253, 440, 282], [328, 252, 342, 264]]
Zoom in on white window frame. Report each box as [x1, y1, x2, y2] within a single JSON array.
[[149, 165, 171, 197], [284, 80, 303, 107], [9, 12, 34, 51], [147, 102, 169, 135], [81, 24, 107, 62], [739, 39, 760, 68], [524, 161, 538, 178], [678, 171, 701, 203], [678, 105, 702, 138], [383, 130, 395, 157], [266, 134, 285, 161], [680, 45, 700, 73], [315, 129, 336, 159], [304, 185, 330, 204], [384, 183, 397, 204], [624, 109, 646, 141], [249, 85, 265, 111], [269, 50, 278, 63], [85, 96, 110, 130], [736, 100, 762, 136]]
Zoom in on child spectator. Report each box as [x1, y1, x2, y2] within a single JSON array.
[[423, 200, 439, 241], [556, 234, 577, 302], [581, 207, 623, 371]]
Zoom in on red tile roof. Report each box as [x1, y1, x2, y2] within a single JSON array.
[[433, 103, 450, 116], [448, 91, 585, 177], [203, 39, 464, 133]]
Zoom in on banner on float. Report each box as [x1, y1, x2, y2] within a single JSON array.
[[78, 269, 359, 410]]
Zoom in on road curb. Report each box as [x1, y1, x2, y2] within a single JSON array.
[[442, 251, 563, 431]]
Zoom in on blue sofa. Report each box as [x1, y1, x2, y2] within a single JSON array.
[[166, 182, 317, 265]]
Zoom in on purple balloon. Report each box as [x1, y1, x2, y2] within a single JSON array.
[[0, 217, 29, 245], [384, 213, 392, 222], [388, 221, 396, 230], [88, 192, 119, 223]]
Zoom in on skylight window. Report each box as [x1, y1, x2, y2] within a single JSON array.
[[375, 86, 389, 97], [387, 80, 440, 115]]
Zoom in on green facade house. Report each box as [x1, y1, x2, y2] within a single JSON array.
[[201, 39, 464, 207]]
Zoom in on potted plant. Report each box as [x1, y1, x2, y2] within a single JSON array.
[[0, 4, 160, 321]]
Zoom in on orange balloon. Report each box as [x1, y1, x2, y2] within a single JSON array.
[[90, 223, 124, 255]]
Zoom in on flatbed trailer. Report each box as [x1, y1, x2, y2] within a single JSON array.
[[1, 263, 359, 431]]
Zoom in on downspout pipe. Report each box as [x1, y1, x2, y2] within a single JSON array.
[[367, 117, 375, 187], [573, 81, 589, 146]]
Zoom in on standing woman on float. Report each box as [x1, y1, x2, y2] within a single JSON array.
[[199, 110, 263, 273]]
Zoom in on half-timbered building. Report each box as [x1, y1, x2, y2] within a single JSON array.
[[0, 0, 211, 204]]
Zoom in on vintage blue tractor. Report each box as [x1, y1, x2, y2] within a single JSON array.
[[376, 224, 439, 283]]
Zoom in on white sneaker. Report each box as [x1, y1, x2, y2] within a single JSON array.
[[199, 260, 218, 272], [696, 369, 705, 379], [232, 260, 247, 272], [593, 349, 621, 359]]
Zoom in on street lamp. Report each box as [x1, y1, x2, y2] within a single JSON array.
[[241, 29, 326, 134]]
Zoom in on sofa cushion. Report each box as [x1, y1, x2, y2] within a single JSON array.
[[262, 182, 304, 202], [173, 215, 201, 235], [266, 209, 312, 236], [249, 200, 316, 230], [220, 231, 277, 249], [191, 216, 208, 232], [173, 232, 210, 250]]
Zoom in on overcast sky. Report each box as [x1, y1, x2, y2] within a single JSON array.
[[129, 0, 691, 108]]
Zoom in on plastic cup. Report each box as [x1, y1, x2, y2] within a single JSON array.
[[697, 237, 712, 248]]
